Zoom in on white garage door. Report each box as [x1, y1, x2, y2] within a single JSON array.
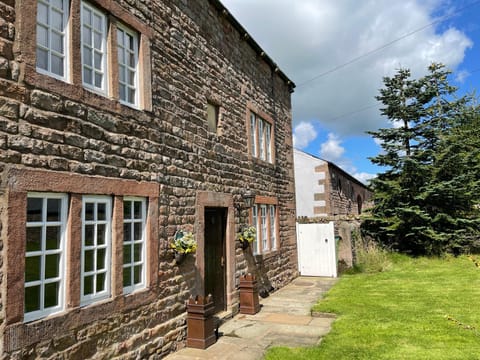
[[297, 222, 337, 277]]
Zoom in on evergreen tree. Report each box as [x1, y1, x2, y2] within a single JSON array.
[[362, 63, 479, 255]]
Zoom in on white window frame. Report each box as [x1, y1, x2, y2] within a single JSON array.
[[251, 205, 259, 255], [117, 24, 139, 107], [269, 205, 277, 250], [250, 113, 257, 157], [260, 204, 268, 251], [265, 123, 272, 162], [81, 1, 108, 94], [24, 192, 68, 323], [122, 197, 147, 294], [36, 0, 70, 81], [81, 195, 112, 306]]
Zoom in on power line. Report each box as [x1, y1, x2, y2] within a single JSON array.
[[297, 0, 480, 88]]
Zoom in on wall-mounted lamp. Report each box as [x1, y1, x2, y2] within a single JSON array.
[[242, 189, 256, 209], [235, 189, 256, 211]]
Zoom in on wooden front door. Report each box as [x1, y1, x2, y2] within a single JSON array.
[[204, 207, 227, 313]]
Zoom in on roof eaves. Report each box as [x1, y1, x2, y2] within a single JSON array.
[[209, 0, 296, 93]]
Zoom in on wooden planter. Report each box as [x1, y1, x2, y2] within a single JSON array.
[[186, 295, 216, 349], [239, 274, 261, 315]]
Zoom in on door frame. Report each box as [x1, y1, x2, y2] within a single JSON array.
[[195, 191, 235, 311]]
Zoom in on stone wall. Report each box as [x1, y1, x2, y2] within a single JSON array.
[[0, 0, 297, 358]]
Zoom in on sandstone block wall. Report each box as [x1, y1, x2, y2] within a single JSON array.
[[0, 0, 297, 358]]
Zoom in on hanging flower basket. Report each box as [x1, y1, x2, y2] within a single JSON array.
[[170, 230, 196, 263], [237, 226, 256, 250]]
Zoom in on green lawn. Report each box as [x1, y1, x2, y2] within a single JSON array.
[[265, 254, 480, 360]]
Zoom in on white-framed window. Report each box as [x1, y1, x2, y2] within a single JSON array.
[[250, 113, 257, 157], [25, 193, 68, 322], [265, 123, 272, 162], [260, 205, 268, 251], [117, 24, 139, 107], [36, 0, 69, 80], [251, 202, 278, 255], [123, 197, 147, 294], [269, 205, 277, 250], [81, 1, 108, 93], [81, 195, 112, 306], [251, 205, 259, 255], [249, 111, 273, 163]]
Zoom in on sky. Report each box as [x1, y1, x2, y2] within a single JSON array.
[[221, 0, 480, 183]]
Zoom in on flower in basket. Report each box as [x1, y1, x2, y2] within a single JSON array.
[[170, 230, 197, 254], [237, 226, 256, 243]]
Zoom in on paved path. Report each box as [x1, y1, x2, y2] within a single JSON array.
[[164, 276, 338, 360]]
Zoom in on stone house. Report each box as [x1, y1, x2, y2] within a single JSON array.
[[294, 149, 372, 218], [0, 0, 298, 358]]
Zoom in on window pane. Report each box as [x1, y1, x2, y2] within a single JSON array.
[[46, 226, 61, 250], [83, 46, 92, 67], [85, 202, 94, 221], [83, 68, 92, 85], [117, 29, 124, 46], [128, 52, 135, 67], [36, 48, 49, 71], [84, 275, 93, 295], [52, 0, 63, 10], [133, 265, 141, 284], [97, 248, 106, 270], [37, 2, 48, 24], [25, 256, 41, 282], [97, 203, 106, 220], [44, 282, 59, 308], [119, 84, 126, 101], [93, 32, 102, 50], [93, 13, 102, 31], [133, 223, 141, 241], [47, 198, 61, 221], [45, 254, 59, 279], [84, 250, 94, 272], [51, 31, 63, 53], [123, 244, 132, 264], [51, 9, 63, 31], [82, 7, 92, 26], [27, 197, 43, 222], [128, 88, 135, 104], [94, 52, 102, 70], [26, 227, 42, 252], [133, 202, 142, 219], [127, 34, 134, 50], [25, 285, 41, 313], [124, 223, 131, 242], [82, 27, 92, 46], [94, 72, 102, 88], [84, 224, 94, 246], [134, 243, 142, 262], [51, 54, 64, 77], [96, 273, 105, 292], [118, 48, 125, 66], [37, 25, 49, 47], [123, 267, 131, 287], [97, 224, 106, 245], [128, 70, 135, 86], [124, 201, 132, 219]]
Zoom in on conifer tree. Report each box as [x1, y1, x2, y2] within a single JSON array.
[[362, 63, 479, 255]]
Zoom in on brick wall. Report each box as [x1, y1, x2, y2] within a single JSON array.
[[0, 0, 297, 358]]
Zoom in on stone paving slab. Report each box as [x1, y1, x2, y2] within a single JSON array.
[[164, 277, 337, 360]]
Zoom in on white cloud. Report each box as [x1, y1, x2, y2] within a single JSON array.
[[320, 133, 345, 162], [221, 0, 472, 135], [353, 172, 377, 185], [293, 122, 318, 149], [455, 69, 470, 83]]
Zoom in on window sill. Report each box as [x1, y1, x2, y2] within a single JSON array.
[[24, 66, 151, 116]]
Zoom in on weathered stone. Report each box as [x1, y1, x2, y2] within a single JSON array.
[[0, 56, 8, 77], [31, 90, 63, 113], [0, 97, 18, 119]]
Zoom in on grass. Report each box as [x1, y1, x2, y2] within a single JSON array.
[[265, 254, 480, 360]]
